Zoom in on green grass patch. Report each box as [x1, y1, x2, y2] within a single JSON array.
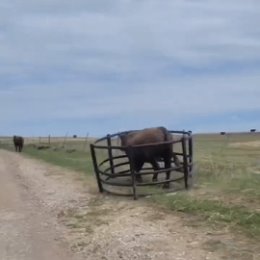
[[149, 193, 260, 238], [23, 145, 94, 175], [0, 141, 95, 176]]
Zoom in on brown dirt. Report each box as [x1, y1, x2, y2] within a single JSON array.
[[0, 149, 259, 260]]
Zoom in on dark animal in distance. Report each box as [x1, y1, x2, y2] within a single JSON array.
[[13, 136, 24, 152], [119, 127, 180, 188]]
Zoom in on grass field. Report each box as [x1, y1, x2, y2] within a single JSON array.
[[1, 132, 260, 239]]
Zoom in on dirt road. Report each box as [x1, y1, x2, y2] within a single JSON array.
[[0, 150, 258, 260], [0, 150, 85, 260]]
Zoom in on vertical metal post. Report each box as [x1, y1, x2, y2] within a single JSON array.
[[90, 144, 103, 193], [188, 133, 193, 174], [181, 135, 189, 189], [107, 135, 115, 175], [128, 146, 137, 200]]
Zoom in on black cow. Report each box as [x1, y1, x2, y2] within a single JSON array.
[[13, 136, 24, 152], [119, 127, 180, 187]]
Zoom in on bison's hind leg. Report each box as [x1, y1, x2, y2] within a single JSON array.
[[134, 160, 144, 182], [151, 159, 160, 182], [162, 155, 172, 189]]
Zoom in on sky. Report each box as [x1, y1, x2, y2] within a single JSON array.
[[0, 0, 260, 137]]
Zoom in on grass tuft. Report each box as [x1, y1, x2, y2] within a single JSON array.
[[149, 193, 260, 238]]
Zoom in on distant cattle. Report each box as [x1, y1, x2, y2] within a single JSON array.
[[119, 127, 180, 188], [13, 136, 24, 152]]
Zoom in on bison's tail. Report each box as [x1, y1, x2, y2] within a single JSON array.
[[158, 126, 169, 141]]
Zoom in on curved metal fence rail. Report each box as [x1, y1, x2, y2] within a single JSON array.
[[90, 130, 193, 199]]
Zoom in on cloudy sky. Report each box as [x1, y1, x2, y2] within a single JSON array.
[[1, 0, 260, 137]]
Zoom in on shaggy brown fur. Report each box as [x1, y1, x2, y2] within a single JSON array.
[[120, 127, 179, 187]]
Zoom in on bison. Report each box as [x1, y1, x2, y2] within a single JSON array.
[[119, 127, 180, 188], [13, 135, 24, 152]]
